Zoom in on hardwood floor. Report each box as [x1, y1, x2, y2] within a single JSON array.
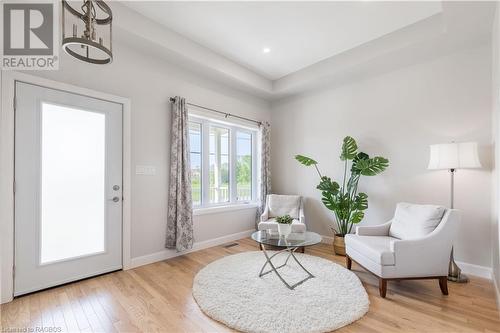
[[1, 238, 499, 332]]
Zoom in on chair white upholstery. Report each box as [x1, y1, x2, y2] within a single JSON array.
[[345, 202, 460, 298], [258, 194, 306, 233], [345, 235, 396, 266]]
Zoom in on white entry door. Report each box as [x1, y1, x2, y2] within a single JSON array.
[[14, 82, 123, 296]]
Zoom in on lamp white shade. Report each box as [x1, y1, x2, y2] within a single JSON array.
[[428, 142, 481, 170]]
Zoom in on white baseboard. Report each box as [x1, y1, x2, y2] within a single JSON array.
[[455, 261, 492, 280], [319, 234, 492, 280], [493, 273, 500, 313], [130, 232, 494, 281], [127, 229, 255, 269]]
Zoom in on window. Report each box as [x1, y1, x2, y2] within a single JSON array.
[[189, 122, 202, 206], [189, 115, 257, 208], [236, 131, 252, 201], [209, 126, 230, 203]]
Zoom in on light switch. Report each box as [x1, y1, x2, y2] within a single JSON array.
[[136, 165, 156, 175]]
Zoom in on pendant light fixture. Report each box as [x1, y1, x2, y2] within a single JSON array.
[[62, 0, 113, 64]]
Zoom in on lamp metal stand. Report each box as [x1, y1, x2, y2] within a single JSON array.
[[448, 168, 468, 283]]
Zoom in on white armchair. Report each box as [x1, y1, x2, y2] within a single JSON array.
[[258, 194, 306, 233], [345, 202, 460, 298]]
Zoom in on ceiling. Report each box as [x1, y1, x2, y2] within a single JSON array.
[[113, 1, 495, 100], [122, 1, 443, 80]]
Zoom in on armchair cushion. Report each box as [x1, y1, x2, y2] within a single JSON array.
[[257, 218, 306, 233], [345, 235, 396, 266], [356, 221, 392, 236], [389, 202, 445, 240], [268, 195, 301, 219]]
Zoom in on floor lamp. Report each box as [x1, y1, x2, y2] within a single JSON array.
[[428, 142, 481, 283]]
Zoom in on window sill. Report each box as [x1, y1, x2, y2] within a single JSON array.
[[193, 203, 259, 216]]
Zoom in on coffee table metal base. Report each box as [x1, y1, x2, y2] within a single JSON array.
[[259, 244, 315, 290]]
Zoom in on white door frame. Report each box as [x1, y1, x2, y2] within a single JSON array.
[[1, 71, 132, 304]]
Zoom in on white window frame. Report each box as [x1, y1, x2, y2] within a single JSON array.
[[188, 114, 258, 210]]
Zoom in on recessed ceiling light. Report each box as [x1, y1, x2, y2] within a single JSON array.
[[262, 48, 271, 54]]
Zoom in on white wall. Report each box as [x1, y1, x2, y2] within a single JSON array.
[[491, 4, 500, 297], [271, 44, 492, 268], [27, 40, 270, 260]]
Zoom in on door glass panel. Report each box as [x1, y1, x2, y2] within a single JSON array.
[[209, 126, 229, 203], [236, 131, 252, 201], [40, 103, 105, 264]]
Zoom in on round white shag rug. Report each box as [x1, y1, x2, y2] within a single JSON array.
[[192, 251, 369, 333]]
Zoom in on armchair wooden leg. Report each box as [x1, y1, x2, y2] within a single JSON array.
[[439, 276, 448, 295], [346, 255, 352, 270], [379, 278, 387, 298]]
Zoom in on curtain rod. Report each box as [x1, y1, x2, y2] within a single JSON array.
[[169, 97, 262, 126]]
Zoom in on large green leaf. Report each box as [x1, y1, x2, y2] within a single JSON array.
[[334, 193, 351, 221], [347, 153, 368, 193], [317, 176, 340, 194], [351, 152, 369, 174], [354, 156, 389, 176], [340, 136, 358, 161], [321, 191, 338, 211], [295, 155, 317, 166], [350, 211, 365, 224], [353, 192, 368, 210]]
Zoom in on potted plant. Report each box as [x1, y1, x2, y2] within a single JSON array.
[[276, 215, 293, 237], [295, 136, 389, 255]]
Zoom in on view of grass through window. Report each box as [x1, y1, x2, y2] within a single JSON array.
[[189, 122, 202, 205], [209, 126, 230, 203], [189, 119, 254, 206], [236, 131, 252, 201]]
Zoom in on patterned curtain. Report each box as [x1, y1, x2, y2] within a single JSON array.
[[256, 122, 271, 228], [166, 96, 194, 251]]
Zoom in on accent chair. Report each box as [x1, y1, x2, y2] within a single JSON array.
[[258, 194, 306, 233], [345, 202, 460, 298]]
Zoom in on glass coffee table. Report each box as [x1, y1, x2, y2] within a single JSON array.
[[251, 230, 322, 290]]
